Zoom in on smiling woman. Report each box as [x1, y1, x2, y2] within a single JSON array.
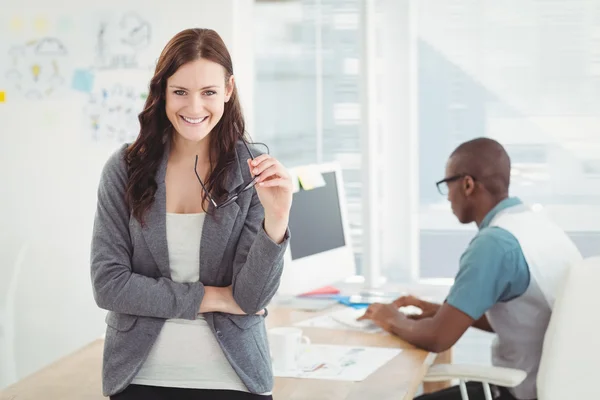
[[90, 28, 293, 400], [165, 59, 233, 144], [126, 28, 247, 220]]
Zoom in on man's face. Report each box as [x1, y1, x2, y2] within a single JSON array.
[[444, 157, 475, 224]]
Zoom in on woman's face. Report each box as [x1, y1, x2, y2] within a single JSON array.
[[165, 58, 234, 143]]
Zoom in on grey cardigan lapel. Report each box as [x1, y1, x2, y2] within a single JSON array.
[[141, 142, 171, 278], [200, 146, 246, 283], [141, 140, 247, 281]]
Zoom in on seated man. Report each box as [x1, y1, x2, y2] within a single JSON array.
[[359, 138, 582, 400]]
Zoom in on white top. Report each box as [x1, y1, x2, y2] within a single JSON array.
[[487, 205, 582, 400], [131, 212, 248, 392]]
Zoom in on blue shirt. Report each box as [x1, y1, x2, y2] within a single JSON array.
[[446, 197, 531, 320]]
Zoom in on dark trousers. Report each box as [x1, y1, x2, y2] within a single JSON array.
[[414, 382, 524, 400], [110, 384, 273, 400]]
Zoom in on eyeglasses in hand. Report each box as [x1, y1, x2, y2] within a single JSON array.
[[194, 140, 270, 209]]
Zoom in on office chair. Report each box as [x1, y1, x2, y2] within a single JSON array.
[[422, 256, 600, 400]]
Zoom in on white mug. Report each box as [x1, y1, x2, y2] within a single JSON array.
[[268, 327, 311, 371]]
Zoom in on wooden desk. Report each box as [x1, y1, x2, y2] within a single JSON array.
[[0, 307, 449, 400], [267, 306, 439, 399]]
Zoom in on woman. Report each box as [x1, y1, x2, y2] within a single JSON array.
[[90, 28, 292, 400]]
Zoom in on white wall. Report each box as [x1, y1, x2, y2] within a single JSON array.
[[0, 0, 253, 388]]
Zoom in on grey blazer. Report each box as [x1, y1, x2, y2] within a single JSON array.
[[90, 140, 289, 396]]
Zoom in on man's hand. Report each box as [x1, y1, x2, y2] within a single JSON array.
[[357, 303, 406, 333], [393, 295, 441, 320]]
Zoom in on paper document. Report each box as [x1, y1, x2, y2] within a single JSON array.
[[273, 344, 402, 381], [294, 308, 382, 333]]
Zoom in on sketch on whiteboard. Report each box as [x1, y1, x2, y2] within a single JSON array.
[[83, 82, 147, 143], [94, 12, 152, 69], [4, 37, 68, 99]]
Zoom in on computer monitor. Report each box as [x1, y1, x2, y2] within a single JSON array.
[[277, 163, 356, 295]]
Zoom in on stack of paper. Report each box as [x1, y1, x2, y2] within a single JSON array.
[[298, 285, 340, 297]]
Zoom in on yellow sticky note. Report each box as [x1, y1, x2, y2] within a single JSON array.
[[297, 165, 326, 191], [43, 109, 58, 124], [289, 170, 300, 193], [10, 17, 24, 32], [0, 92, 5, 103], [34, 17, 49, 33]]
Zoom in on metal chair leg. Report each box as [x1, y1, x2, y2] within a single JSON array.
[[459, 380, 470, 400], [483, 382, 493, 400]]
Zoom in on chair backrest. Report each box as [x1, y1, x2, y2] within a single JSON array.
[[537, 256, 600, 399]]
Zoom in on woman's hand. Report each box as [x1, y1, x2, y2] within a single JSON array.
[[199, 286, 264, 315], [248, 155, 293, 243], [219, 286, 265, 315]]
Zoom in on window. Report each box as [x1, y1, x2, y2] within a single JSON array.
[[254, 0, 364, 273], [416, 0, 600, 279], [255, 0, 600, 285]]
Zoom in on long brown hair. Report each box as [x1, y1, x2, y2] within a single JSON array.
[[125, 28, 245, 223]]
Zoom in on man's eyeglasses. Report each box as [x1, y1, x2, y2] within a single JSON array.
[[194, 140, 269, 209], [435, 174, 476, 195]]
